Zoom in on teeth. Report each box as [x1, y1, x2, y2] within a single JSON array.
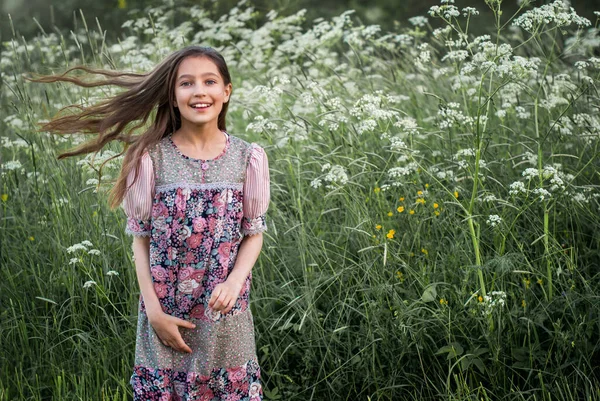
[[191, 103, 211, 108]]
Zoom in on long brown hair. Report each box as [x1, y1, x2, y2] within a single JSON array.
[[31, 46, 233, 209]]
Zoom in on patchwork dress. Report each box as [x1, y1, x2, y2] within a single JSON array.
[[122, 131, 270, 401]]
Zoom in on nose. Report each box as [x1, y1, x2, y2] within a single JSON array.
[[193, 84, 207, 97]]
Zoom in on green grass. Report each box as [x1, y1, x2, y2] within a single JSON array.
[[1, 0, 600, 400]]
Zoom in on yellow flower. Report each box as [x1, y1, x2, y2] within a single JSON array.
[[439, 298, 448, 305], [537, 278, 543, 285], [372, 234, 376, 238], [397, 206, 404, 213], [374, 187, 381, 194], [523, 278, 531, 289], [417, 190, 423, 196], [387, 211, 393, 217], [386, 229, 395, 239], [375, 224, 382, 230], [28, 236, 34, 241], [416, 198, 426, 205], [425, 183, 429, 188], [409, 252, 415, 257], [92, 211, 98, 217], [399, 197, 405, 201], [454, 191, 459, 199], [409, 209, 415, 215], [433, 203, 439, 209], [1, 194, 7, 202], [521, 299, 526, 308], [396, 271, 404, 282], [434, 211, 440, 216], [421, 248, 428, 255], [478, 295, 483, 303], [118, 0, 127, 8]]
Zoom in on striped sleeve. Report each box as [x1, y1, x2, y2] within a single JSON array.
[[241, 144, 270, 237], [122, 151, 154, 237]]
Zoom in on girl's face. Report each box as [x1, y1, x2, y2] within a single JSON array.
[[173, 56, 231, 129]]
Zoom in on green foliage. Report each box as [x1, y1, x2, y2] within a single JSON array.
[[2, 0, 600, 400]]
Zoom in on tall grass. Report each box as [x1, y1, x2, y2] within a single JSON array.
[[1, 0, 599, 400]]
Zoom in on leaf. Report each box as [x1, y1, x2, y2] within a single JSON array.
[[264, 386, 281, 400], [421, 284, 437, 302], [435, 342, 464, 360]]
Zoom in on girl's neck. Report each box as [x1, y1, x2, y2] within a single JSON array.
[[174, 122, 224, 150]]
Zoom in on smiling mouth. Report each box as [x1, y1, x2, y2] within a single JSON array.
[[190, 103, 212, 109]]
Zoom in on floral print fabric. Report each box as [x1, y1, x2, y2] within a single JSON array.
[[123, 132, 269, 400]]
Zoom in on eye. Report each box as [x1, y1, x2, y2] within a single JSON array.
[[180, 81, 192, 87], [206, 80, 217, 85]]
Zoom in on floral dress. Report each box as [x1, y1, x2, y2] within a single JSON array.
[[122, 131, 270, 401]]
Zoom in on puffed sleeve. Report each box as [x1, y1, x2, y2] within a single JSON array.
[[122, 151, 154, 237], [241, 144, 270, 237]]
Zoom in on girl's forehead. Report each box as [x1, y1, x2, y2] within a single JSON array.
[[177, 56, 221, 76]]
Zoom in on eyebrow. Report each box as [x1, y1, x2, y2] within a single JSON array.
[[177, 73, 219, 80]]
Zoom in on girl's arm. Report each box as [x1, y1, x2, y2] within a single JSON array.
[[227, 232, 264, 287], [132, 236, 162, 318], [208, 232, 263, 313]]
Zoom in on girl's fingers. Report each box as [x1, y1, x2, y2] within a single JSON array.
[[208, 288, 222, 307]]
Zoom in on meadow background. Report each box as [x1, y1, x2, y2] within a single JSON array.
[[1, 0, 600, 400]]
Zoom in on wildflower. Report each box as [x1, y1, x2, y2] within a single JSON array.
[[478, 295, 483, 302], [434, 211, 440, 216], [88, 249, 101, 256], [28, 236, 34, 241], [416, 198, 426, 205], [386, 229, 396, 239], [387, 211, 393, 217], [1, 194, 7, 202], [509, 181, 527, 196], [521, 299, 526, 308], [375, 224, 382, 230], [425, 183, 429, 188], [397, 206, 405, 213], [537, 278, 543, 285], [409, 209, 415, 215], [421, 248, 428, 255], [396, 271, 404, 282], [374, 187, 381, 194], [486, 215, 502, 227], [399, 197, 405, 201], [417, 190, 423, 196], [439, 298, 448, 305], [2, 161, 22, 171], [433, 203, 439, 209], [83, 280, 97, 289], [454, 191, 459, 198], [106, 270, 119, 276], [524, 278, 531, 289]]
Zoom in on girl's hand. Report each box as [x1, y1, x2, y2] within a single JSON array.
[[208, 279, 243, 314], [147, 311, 196, 353]]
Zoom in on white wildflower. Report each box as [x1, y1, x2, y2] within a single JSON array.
[[3, 161, 22, 170], [106, 270, 120, 276], [83, 280, 97, 289], [509, 181, 527, 195], [486, 214, 503, 227], [533, 188, 551, 201]]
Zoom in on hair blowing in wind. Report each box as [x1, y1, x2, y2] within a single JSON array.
[[31, 46, 232, 209]]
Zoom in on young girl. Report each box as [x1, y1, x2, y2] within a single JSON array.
[[37, 46, 269, 400]]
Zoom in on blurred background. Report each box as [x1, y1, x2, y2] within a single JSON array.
[[2, 0, 597, 42]]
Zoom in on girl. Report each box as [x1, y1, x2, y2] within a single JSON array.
[[36, 46, 269, 400]]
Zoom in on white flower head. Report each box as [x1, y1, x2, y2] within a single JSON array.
[[83, 280, 97, 289]]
